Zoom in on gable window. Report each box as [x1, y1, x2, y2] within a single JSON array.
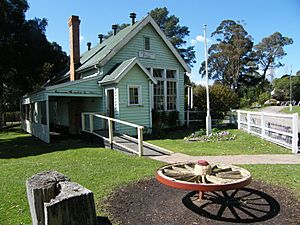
[[128, 85, 142, 106], [144, 37, 150, 50]]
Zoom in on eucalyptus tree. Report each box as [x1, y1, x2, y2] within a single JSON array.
[[199, 20, 254, 90]]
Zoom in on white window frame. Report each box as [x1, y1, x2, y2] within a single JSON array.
[[150, 67, 179, 112], [128, 85, 142, 106]]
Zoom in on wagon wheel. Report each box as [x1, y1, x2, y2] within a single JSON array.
[[156, 161, 251, 200]]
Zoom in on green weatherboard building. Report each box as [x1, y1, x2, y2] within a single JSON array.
[[21, 13, 191, 143]]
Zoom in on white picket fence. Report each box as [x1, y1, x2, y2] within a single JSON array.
[[237, 110, 299, 154]]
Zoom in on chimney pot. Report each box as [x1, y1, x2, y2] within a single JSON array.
[[112, 24, 118, 35], [68, 15, 81, 81], [98, 34, 104, 44], [87, 42, 91, 50], [129, 12, 136, 25]]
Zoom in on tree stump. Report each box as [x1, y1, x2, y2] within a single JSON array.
[[44, 181, 97, 225], [26, 171, 70, 225], [26, 171, 97, 225]]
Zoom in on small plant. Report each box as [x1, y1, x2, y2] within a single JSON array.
[[184, 128, 236, 142]]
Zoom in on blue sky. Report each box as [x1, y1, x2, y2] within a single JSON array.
[[26, 0, 300, 84]]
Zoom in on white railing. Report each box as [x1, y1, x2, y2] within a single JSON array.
[[237, 110, 299, 154], [81, 112, 144, 157]]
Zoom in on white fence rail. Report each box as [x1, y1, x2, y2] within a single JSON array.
[[237, 110, 299, 154], [81, 112, 144, 157]]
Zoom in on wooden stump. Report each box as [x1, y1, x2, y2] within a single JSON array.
[[26, 171, 97, 225], [26, 171, 70, 225], [44, 181, 97, 225]]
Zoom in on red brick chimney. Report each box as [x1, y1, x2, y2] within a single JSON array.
[[68, 15, 81, 81]]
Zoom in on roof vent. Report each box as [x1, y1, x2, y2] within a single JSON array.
[[98, 34, 104, 44], [112, 24, 118, 35], [130, 12, 136, 25], [87, 42, 91, 51]]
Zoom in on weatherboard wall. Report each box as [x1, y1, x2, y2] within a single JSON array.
[[115, 64, 151, 135], [102, 24, 185, 124]]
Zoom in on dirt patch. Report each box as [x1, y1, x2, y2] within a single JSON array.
[[103, 179, 300, 225]]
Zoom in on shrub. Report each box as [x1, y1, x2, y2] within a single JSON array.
[[258, 92, 271, 105], [193, 84, 239, 114]]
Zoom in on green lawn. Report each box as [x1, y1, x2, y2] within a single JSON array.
[[0, 128, 299, 224], [281, 106, 300, 114], [147, 129, 291, 155], [0, 128, 163, 225]]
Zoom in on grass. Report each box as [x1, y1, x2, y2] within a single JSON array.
[[0, 127, 163, 225], [243, 164, 300, 199], [147, 129, 291, 156], [281, 106, 300, 114], [0, 127, 299, 224]]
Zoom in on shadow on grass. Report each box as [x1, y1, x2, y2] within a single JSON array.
[[0, 129, 96, 159], [182, 188, 280, 223]]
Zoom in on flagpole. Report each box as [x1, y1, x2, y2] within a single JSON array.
[[204, 24, 211, 135]]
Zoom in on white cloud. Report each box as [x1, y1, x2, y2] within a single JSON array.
[[80, 35, 84, 43], [190, 35, 211, 45], [196, 35, 205, 42]]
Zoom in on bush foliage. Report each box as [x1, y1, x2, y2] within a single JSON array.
[[193, 84, 239, 113]]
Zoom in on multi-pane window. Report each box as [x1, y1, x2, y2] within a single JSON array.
[[128, 86, 141, 105], [154, 80, 164, 110], [166, 70, 177, 110], [153, 68, 177, 111], [167, 81, 176, 110], [144, 37, 150, 50], [153, 69, 164, 110]]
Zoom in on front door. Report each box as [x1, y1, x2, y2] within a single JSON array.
[[107, 89, 115, 118]]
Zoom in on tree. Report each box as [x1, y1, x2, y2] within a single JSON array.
[[149, 7, 195, 67], [254, 32, 293, 80], [199, 20, 254, 89], [0, 0, 68, 126], [272, 75, 300, 101]]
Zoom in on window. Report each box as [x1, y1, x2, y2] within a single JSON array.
[[153, 80, 164, 110], [153, 69, 163, 78], [166, 70, 177, 110], [167, 81, 176, 110], [144, 37, 150, 50], [128, 86, 141, 106], [152, 68, 177, 111]]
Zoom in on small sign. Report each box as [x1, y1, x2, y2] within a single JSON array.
[[138, 50, 155, 59]]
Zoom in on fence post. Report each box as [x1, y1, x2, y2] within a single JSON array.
[[261, 112, 265, 139], [292, 113, 299, 154], [81, 113, 85, 131], [138, 127, 144, 157], [108, 119, 113, 149], [89, 114, 93, 133], [247, 112, 251, 133], [237, 110, 241, 129]]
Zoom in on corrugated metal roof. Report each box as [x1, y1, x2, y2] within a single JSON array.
[[100, 58, 135, 83], [76, 22, 140, 72]]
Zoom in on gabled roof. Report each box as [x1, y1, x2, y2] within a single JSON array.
[[99, 57, 157, 85], [77, 14, 191, 73]]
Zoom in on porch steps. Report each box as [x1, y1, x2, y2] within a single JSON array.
[[85, 130, 173, 156]]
